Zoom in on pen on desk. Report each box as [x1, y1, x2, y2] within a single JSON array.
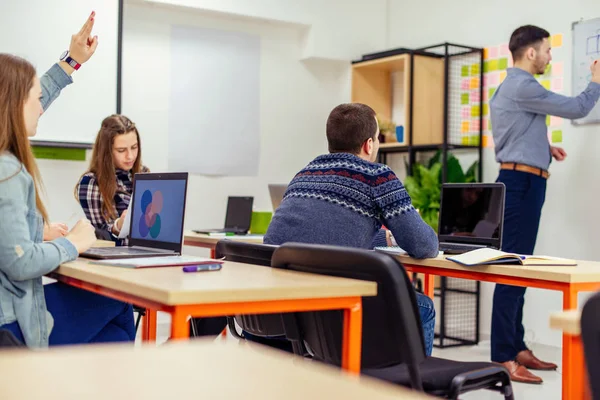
[[182, 264, 222, 273]]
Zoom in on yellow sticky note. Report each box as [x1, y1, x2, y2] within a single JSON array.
[[551, 34, 563, 48], [483, 48, 490, 60], [483, 104, 489, 116], [540, 80, 551, 90], [499, 71, 507, 83], [483, 135, 493, 148], [471, 63, 480, 76], [471, 105, 481, 117], [461, 121, 470, 133], [470, 77, 480, 89], [552, 130, 563, 143], [462, 136, 470, 145]]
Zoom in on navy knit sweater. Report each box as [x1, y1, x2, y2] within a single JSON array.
[[264, 153, 439, 258]]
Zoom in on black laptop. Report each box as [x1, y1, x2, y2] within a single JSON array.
[[194, 196, 253, 235], [437, 183, 505, 255], [80, 172, 189, 260]]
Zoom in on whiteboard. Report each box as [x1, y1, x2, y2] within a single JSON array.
[[0, 0, 119, 145], [167, 25, 260, 176], [572, 17, 600, 125]]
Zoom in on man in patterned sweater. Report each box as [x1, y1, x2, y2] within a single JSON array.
[[264, 103, 439, 355]]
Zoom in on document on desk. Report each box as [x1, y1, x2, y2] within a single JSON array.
[[117, 201, 132, 239]]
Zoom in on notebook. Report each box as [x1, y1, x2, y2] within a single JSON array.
[[90, 255, 223, 269], [446, 248, 577, 267]]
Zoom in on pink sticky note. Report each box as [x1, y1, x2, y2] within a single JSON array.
[[488, 46, 499, 59], [470, 89, 481, 103], [552, 77, 564, 92], [499, 43, 510, 57], [461, 78, 470, 90], [483, 118, 489, 131], [487, 72, 500, 86], [550, 116, 563, 126], [461, 107, 471, 119], [552, 62, 564, 77], [484, 89, 490, 102]]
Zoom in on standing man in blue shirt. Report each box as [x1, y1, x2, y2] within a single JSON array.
[[489, 25, 600, 384]]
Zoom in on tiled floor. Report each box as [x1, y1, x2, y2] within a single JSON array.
[[146, 318, 563, 399]]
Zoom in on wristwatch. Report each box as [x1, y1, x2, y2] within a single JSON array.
[[59, 50, 81, 70]]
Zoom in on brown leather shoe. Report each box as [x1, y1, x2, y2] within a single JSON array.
[[500, 361, 543, 384], [516, 349, 558, 370]]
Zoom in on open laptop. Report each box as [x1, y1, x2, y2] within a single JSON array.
[[193, 196, 254, 235], [80, 172, 189, 260], [437, 183, 505, 255], [268, 184, 287, 211]]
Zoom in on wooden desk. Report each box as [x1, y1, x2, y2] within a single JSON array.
[[398, 254, 600, 400], [0, 340, 432, 399], [550, 310, 588, 400], [184, 231, 264, 257], [49, 259, 376, 374]]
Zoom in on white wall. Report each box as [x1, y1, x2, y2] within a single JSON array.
[[389, 0, 600, 347]]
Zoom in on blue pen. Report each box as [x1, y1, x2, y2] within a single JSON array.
[[182, 264, 222, 273]]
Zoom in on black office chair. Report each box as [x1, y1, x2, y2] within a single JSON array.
[[581, 292, 600, 399], [271, 243, 513, 399], [0, 329, 24, 348], [195, 239, 306, 355]]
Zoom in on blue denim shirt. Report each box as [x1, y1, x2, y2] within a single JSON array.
[[490, 67, 600, 170], [0, 64, 78, 348]]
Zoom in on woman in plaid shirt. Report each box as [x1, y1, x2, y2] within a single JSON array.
[[75, 115, 149, 244]]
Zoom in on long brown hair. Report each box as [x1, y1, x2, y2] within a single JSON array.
[[0, 54, 49, 221], [77, 115, 143, 221]]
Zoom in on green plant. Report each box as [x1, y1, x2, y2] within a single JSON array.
[[404, 150, 478, 231]]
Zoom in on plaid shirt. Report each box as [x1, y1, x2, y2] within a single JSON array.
[[77, 166, 149, 244]]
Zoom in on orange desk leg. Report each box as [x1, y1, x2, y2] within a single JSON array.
[[142, 309, 157, 343], [424, 274, 435, 299], [341, 299, 363, 375], [171, 308, 190, 340], [562, 288, 582, 400]]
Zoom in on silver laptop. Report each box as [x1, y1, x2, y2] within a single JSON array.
[[80, 172, 189, 260], [437, 183, 505, 255], [268, 184, 287, 211]]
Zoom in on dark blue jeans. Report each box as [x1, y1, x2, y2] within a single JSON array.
[[491, 169, 547, 362], [2, 282, 135, 346]]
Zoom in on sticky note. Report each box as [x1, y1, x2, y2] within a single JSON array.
[[552, 130, 563, 143], [488, 46, 499, 59], [540, 80, 551, 90], [483, 48, 490, 59], [546, 115, 551, 126], [461, 78, 471, 90], [498, 58, 508, 70], [461, 121, 470, 133], [469, 135, 480, 146], [471, 105, 481, 117], [488, 72, 500, 86], [461, 93, 470, 105], [471, 119, 480, 131], [499, 71, 507, 83], [552, 77, 564, 92], [471, 63, 480, 76], [550, 116, 563, 126], [552, 62, 564, 76], [483, 134, 493, 148], [499, 43, 510, 57], [489, 87, 497, 98], [483, 118, 489, 131], [488, 59, 499, 72], [489, 119, 493, 130], [483, 89, 490, 102], [461, 65, 470, 77], [470, 77, 480, 89], [483, 103, 489, 116], [551, 33, 563, 48], [461, 107, 471, 119], [483, 61, 489, 73], [470, 89, 481, 103], [462, 136, 470, 145]]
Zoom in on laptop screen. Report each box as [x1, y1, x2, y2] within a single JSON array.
[[438, 183, 505, 247], [224, 196, 253, 231], [129, 172, 188, 252]]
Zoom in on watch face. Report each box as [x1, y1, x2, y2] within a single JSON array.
[[60, 50, 68, 61]]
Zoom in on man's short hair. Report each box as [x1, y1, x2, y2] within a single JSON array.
[[509, 25, 550, 61], [326, 103, 377, 154]]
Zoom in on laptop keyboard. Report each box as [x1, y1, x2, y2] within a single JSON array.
[[88, 247, 163, 255]]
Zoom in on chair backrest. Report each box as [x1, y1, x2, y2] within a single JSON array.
[[0, 329, 24, 348], [214, 240, 284, 337], [271, 242, 427, 369], [581, 291, 600, 399]]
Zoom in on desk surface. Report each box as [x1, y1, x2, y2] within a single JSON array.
[[398, 254, 600, 284], [54, 258, 377, 306], [550, 310, 581, 335], [184, 231, 265, 246], [0, 340, 432, 400]]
